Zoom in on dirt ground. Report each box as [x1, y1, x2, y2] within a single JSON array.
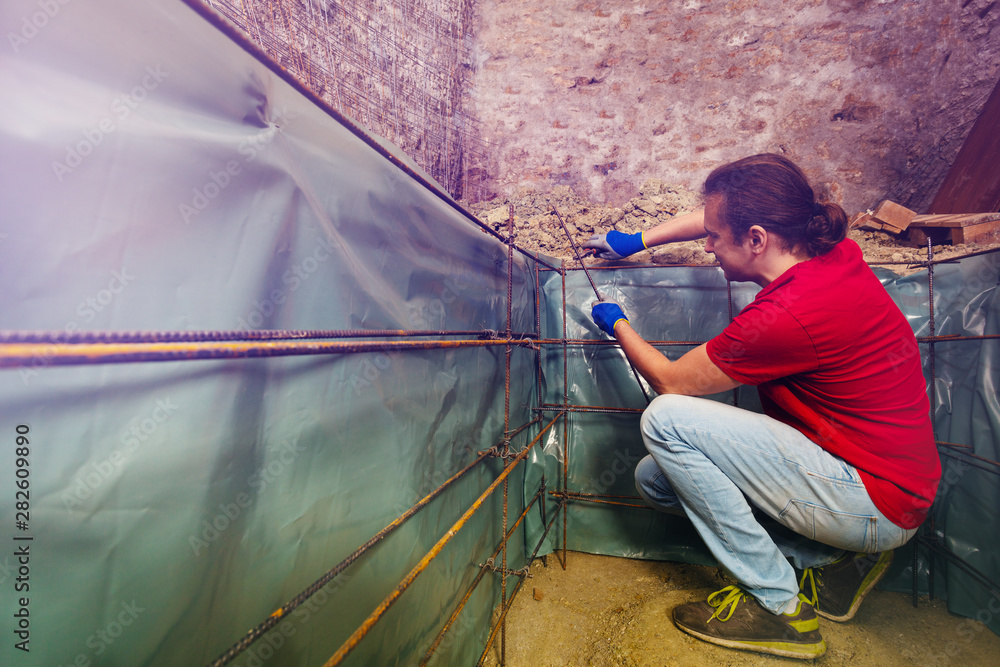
[[467, 183, 999, 275], [484, 551, 1000, 667]]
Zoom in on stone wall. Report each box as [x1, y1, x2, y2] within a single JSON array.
[[472, 0, 1000, 213]]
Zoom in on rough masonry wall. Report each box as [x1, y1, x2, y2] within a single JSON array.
[[472, 0, 1000, 213]]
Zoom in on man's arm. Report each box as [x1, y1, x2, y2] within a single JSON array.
[[642, 208, 707, 248], [582, 208, 707, 259], [611, 319, 740, 396]]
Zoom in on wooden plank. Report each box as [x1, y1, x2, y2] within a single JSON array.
[[871, 200, 917, 233], [928, 75, 1000, 214], [908, 213, 1000, 245]]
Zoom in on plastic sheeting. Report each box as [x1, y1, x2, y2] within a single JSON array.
[[528, 257, 1000, 638], [0, 1, 537, 665], [2, 1, 998, 664]]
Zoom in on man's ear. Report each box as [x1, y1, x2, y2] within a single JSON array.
[[747, 225, 767, 253]]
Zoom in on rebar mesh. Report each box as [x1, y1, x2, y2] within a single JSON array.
[[206, 0, 490, 201]]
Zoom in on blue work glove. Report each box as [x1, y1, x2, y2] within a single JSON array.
[[591, 299, 628, 336], [582, 230, 646, 260]]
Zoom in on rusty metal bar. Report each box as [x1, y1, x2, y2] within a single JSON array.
[[540, 262, 721, 272], [937, 442, 1000, 470], [0, 338, 535, 369], [536, 404, 646, 415], [418, 486, 547, 666], [550, 490, 651, 510], [476, 498, 563, 667], [561, 265, 569, 570], [322, 415, 560, 667], [206, 446, 494, 667], [0, 328, 539, 345], [552, 206, 602, 300], [916, 334, 1000, 343], [500, 204, 515, 665], [535, 338, 703, 346]]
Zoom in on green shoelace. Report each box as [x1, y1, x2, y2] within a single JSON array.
[[706, 585, 750, 622]]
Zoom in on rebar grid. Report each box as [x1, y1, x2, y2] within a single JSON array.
[[4, 239, 996, 664]]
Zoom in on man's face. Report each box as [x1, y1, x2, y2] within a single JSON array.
[[703, 196, 754, 283]]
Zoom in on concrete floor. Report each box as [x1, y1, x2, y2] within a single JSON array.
[[485, 551, 1000, 666]]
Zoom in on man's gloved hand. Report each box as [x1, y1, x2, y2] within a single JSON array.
[[592, 299, 628, 336], [582, 230, 646, 260]]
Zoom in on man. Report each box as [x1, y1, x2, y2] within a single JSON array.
[[581, 154, 940, 659]]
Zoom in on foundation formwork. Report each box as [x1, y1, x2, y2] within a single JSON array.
[[1, 1, 999, 666]]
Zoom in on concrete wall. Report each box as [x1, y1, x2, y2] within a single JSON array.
[[472, 0, 1000, 213]]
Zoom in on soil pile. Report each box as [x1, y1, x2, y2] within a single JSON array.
[[467, 182, 996, 275]]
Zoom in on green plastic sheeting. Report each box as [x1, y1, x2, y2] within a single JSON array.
[[2, 2, 998, 665], [527, 256, 1000, 639], [0, 1, 538, 665]]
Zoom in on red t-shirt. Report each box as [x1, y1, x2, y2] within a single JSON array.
[[706, 239, 940, 529]]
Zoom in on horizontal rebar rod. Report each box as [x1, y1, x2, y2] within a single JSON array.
[[206, 446, 495, 667], [536, 404, 646, 415], [937, 441, 1000, 470], [938, 449, 1000, 477], [536, 338, 703, 347], [916, 334, 1000, 344], [543, 244, 1000, 272], [549, 491, 651, 510], [916, 534, 1000, 601], [0, 338, 536, 369], [323, 415, 560, 667], [0, 328, 538, 345], [419, 486, 546, 666]]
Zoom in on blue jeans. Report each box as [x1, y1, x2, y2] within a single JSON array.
[[636, 394, 917, 613]]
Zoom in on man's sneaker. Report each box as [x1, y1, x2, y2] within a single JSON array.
[[798, 551, 893, 622], [672, 585, 826, 660]]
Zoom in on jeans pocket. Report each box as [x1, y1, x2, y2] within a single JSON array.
[[779, 499, 878, 553]]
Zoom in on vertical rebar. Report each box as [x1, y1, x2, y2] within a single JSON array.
[[500, 203, 515, 665], [920, 238, 937, 607], [561, 264, 569, 569]]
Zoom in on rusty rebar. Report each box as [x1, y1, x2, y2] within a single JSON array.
[[561, 266, 569, 570], [551, 207, 650, 405], [0, 328, 539, 345], [418, 487, 546, 666], [476, 500, 563, 667], [536, 404, 646, 415], [0, 338, 535, 369], [551, 206, 602, 300], [549, 491, 651, 510], [322, 415, 560, 667], [206, 447, 493, 667]]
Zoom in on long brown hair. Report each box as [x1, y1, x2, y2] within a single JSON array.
[[702, 154, 848, 257]]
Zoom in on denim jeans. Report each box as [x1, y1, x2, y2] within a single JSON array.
[[636, 394, 917, 613]]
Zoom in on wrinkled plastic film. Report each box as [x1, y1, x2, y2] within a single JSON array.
[[530, 257, 1000, 637], [0, 0, 538, 665]]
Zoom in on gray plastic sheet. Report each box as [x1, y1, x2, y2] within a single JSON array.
[[0, 1, 537, 665]]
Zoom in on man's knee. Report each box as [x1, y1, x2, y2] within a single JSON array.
[[640, 393, 690, 443]]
